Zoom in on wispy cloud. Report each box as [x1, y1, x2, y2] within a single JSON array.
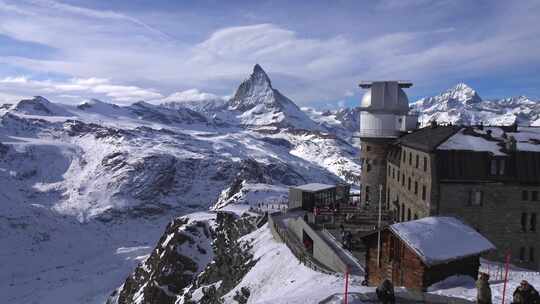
[[0, 76, 162, 103], [0, 0, 539, 106]]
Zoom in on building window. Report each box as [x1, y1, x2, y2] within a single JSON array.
[[397, 171, 400, 182], [401, 174, 405, 186], [366, 163, 371, 172], [533, 191, 539, 201], [365, 186, 370, 203], [366, 145, 371, 152], [392, 168, 395, 179], [422, 185, 426, 201], [531, 213, 537, 232], [490, 159, 497, 175], [408, 177, 411, 191], [499, 159, 505, 175], [407, 208, 411, 221], [387, 188, 391, 208], [409, 152, 412, 165], [520, 247, 526, 261], [423, 157, 428, 172], [521, 213, 528, 232], [414, 181, 418, 195], [415, 154, 419, 168], [523, 190, 529, 201], [469, 190, 483, 206], [388, 167, 391, 177], [414, 214, 418, 220], [401, 203, 405, 222], [396, 204, 400, 222], [402, 151, 405, 163], [531, 247, 535, 262]]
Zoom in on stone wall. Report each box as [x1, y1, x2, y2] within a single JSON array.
[[386, 146, 434, 222], [360, 139, 393, 209], [438, 182, 540, 270]]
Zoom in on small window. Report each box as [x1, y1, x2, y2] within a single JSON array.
[[415, 154, 419, 168], [532, 191, 539, 201], [401, 204, 405, 222], [414, 181, 418, 195], [409, 152, 412, 165], [423, 157, 428, 172], [397, 171, 400, 182], [499, 159, 505, 175], [531, 213, 537, 232], [402, 151, 405, 162], [490, 159, 497, 175], [469, 190, 483, 206], [408, 177, 411, 191], [422, 185, 427, 200], [392, 168, 395, 179], [521, 213, 528, 232], [520, 247, 526, 261], [523, 190, 529, 201], [407, 209, 411, 221], [388, 167, 391, 177], [401, 174, 405, 186], [365, 186, 370, 202], [531, 247, 535, 262], [414, 214, 418, 220], [366, 145, 371, 152], [366, 163, 371, 172]]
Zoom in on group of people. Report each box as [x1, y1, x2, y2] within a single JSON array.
[[477, 272, 539, 304], [375, 274, 539, 304]]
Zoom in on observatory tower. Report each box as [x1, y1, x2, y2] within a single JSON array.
[[358, 81, 417, 208]]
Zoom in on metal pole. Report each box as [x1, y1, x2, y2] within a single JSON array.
[[501, 251, 511, 304], [377, 184, 382, 267], [344, 267, 349, 304]]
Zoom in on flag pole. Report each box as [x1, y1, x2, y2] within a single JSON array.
[[377, 184, 382, 267]]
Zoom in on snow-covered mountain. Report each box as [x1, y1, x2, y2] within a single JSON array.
[[411, 83, 540, 126], [0, 65, 360, 304]]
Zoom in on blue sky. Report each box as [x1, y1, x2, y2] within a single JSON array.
[[0, 0, 539, 108]]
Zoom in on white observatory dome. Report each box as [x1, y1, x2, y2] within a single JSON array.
[[360, 84, 410, 114]]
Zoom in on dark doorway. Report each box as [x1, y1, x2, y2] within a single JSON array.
[[302, 230, 314, 255]]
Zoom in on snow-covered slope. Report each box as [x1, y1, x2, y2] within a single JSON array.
[[0, 65, 360, 304], [411, 83, 540, 126]]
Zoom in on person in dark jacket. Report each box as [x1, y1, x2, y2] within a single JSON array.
[[512, 280, 540, 304], [476, 272, 492, 304], [376, 279, 395, 304]]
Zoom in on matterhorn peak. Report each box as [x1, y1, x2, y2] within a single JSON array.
[[443, 82, 482, 104], [229, 64, 275, 111]]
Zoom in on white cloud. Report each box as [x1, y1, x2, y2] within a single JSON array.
[[0, 1, 539, 106], [0, 76, 162, 104], [160, 89, 223, 103]]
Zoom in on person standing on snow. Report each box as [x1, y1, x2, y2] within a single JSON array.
[[476, 272, 492, 304], [512, 280, 540, 304], [376, 278, 395, 304]]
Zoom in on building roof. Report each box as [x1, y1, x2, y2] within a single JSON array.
[[395, 125, 461, 152], [291, 183, 335, 192], [359, 81, 410, 114], [389, 217, 495, 266], [438, 126, 540, 155]]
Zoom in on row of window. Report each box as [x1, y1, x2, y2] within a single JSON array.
[[519, 246, 535, 263], [401, 150, 428, 172], [388, 166, 427, 201], [395, 203, 418, 222], [522, 190, 540, 201], [521, 212, 537, 232]]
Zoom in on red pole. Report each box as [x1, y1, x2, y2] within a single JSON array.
[[501, 251, 511, 304], [344, 267, 349, 304]]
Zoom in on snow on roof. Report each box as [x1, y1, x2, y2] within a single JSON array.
[[389, 217, 495, 266], [438, 126, 540, 154], [292, 183, 336, 192]]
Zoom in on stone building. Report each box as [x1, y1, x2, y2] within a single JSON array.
[[358, 81, 418, 208], [384, 124, 540, 270]]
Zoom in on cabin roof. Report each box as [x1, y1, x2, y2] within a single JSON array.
[[395, 125, 460, 152], [291, 183, 335, 192], [389, 217, 495, 266]]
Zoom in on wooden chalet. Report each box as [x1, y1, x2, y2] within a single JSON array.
[[362, 217, 495, 291]]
